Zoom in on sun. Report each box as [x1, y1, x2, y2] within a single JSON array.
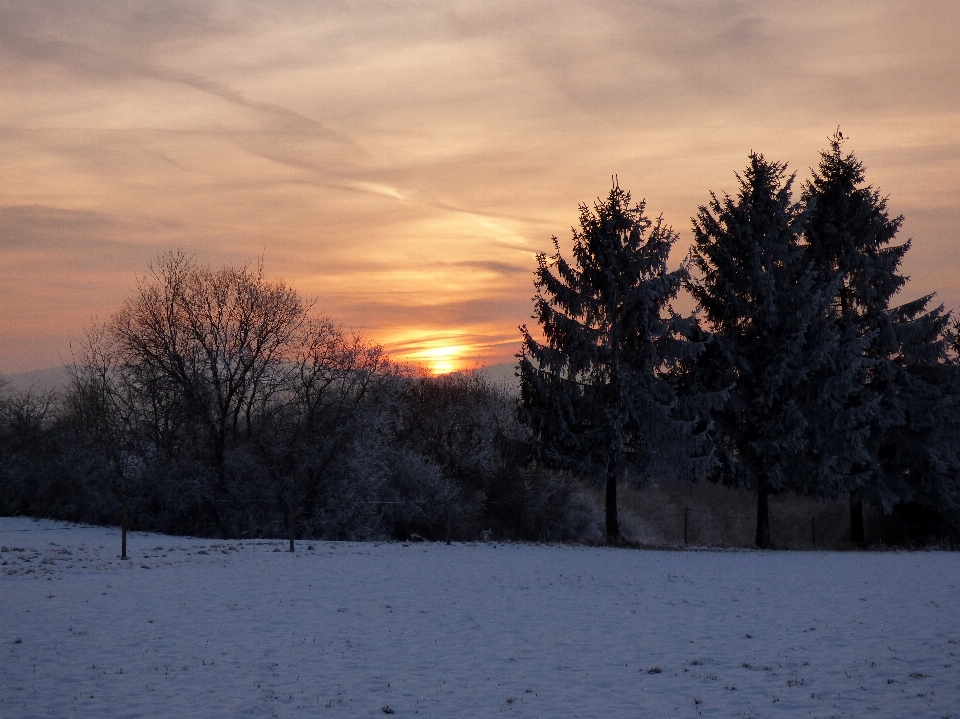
[[430, 358, 458, 375], [415, 344, 467, 375], [381, 330, 480, 376]]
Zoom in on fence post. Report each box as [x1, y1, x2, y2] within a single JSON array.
[[811, 517, 816, 548], [446, 502, 453, 546], [121, 494, 128, 560], [683, 507, 689, 546], [287, 497, 296, 553]]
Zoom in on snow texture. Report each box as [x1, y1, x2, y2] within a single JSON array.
[[2, 517, 958, 718]]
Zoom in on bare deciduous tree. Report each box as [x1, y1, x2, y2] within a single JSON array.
[[109, 250, 309, 471]]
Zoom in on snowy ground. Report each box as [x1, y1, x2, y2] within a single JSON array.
[[2, 517, 958, 718]]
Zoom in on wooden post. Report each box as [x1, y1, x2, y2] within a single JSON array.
[[683, 507, 689, 545], [121, 494, 128, 560], [811, 517, 816, 548], [445, 502, 453, 546], [287, 496, 295, 553]]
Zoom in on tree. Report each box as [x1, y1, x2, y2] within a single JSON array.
[[88, 250, 324, 537], [519, 182, 712, 542], [390, 370, 506, 541], [686, 152, 863, 548], [252, 321, 389, 551], [803, 132, 954, 544], [875, 310, 959, 531], [109, 251, 309, 474], [0, 381, 59, 519]]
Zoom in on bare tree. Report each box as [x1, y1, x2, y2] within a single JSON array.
[[255, 320, 390, 550], [109, 251, 310, 472], [76, 250, 391, 544]]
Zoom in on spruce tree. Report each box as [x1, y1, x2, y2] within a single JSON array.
[[803, 132, 955, 544], [519, 183, 712, 541], [876, 308, 958, 529], [686, 153, 859, 548]]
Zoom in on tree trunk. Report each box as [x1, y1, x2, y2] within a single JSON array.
[[849, 489, 866, 548], [121, 493, 129, 560], [287, 495, 296, 553], [605, 467, 619, 542], [755, 481, 771, 548]]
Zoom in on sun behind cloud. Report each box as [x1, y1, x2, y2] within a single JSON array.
[[410, 344, 469, 375], [2, 2, 960, 374], [378, 328, 508, 375]]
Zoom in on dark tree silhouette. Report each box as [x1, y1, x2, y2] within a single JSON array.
[[803, 132, 954, 545], [252, 323, 388, 551], [686, 153, 858, 548], [520, 182, 712, 542], [109, 251, 309, 475]]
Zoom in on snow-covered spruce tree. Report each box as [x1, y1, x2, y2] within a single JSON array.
[[519, 183, 713, 542], [686, 152, 864, 548], [803, 132, 955, 544], [876, 309, 960, 535]]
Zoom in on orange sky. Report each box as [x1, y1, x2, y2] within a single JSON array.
[[2, 1, 960, 374]]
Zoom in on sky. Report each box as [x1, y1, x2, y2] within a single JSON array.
[[2, 1, 960, 374]]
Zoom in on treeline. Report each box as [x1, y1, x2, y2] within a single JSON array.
[[520, 133, 960, 547], [2, 133, 959, 549], [0, 254, 600, 547]]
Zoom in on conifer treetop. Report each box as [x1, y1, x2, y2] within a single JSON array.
[[802, 130, 911, 341], [519, 181, 712, 489]]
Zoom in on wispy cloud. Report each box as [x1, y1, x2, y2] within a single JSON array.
[[2, 0, 959, 372]]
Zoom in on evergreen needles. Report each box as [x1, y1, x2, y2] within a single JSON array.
[[519, 182, 714, 542]]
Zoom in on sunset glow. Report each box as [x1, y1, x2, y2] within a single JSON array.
[[2, 2, 960, 374], [379, 329, 478, 375], [417, 346, 468, 377]]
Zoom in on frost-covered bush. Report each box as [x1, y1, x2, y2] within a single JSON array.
[[0, 363, 649, 545], [555, 488, 604, 542], [309, 440, 455, 541]]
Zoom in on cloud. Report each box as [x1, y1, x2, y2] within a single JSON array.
[[1, 0, 959, 372], [0, 204, 194, 259], [0, 205, 120, 250]]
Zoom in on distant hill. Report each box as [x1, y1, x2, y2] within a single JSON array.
[[1, 362, 522, 397], [475, 361, 519, 393], [2, 366, 73, 396]]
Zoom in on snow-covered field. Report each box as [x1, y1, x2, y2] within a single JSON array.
[[2, 518, 958, 718]]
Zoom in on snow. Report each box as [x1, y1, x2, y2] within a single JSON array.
[[2, 517, 958, 718]]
